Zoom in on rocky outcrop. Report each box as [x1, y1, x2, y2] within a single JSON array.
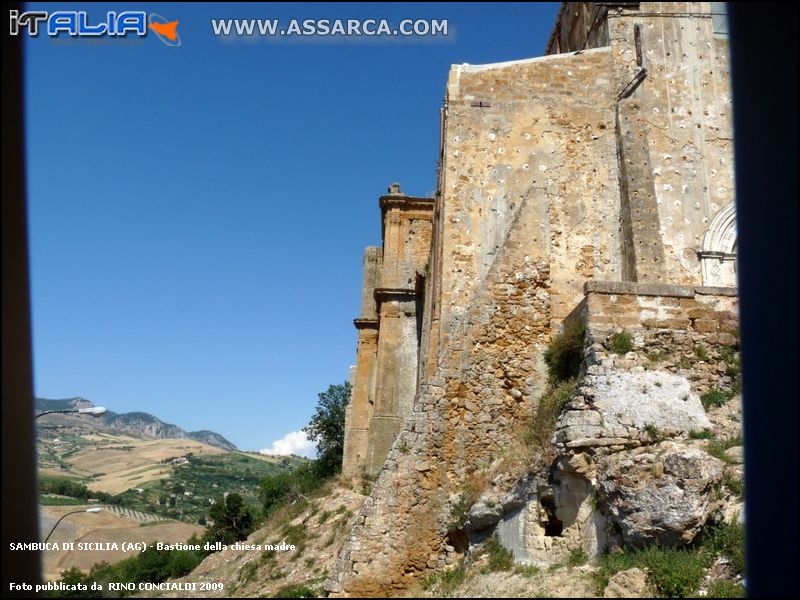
[[35, 398, 239, 451], [464, 501, 504, 532], [603, 567, 651, 598], [554, 367, 712, 450], [187, 430, 238, 452], [597, 443, 724, 547]]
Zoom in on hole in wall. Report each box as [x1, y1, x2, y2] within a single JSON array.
[[446, 529, 470, 553], [540, 495, 564, 537]]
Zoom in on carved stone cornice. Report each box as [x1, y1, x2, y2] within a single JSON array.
[[353, 318, 379, 330]]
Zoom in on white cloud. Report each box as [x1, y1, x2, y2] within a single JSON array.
[[260, 430, 316, 458]]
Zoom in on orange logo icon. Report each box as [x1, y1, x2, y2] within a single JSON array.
[[148, 20, 178, 41], [148, 14, 181, 46]]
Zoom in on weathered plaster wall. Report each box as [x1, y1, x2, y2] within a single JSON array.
[[436, 47, 623, 353], [606, 2, 734, 284], [343, 191, 434, 478], [330, 47, 626, 595], [343, 248, 382, 478], [546, 2, 611, 54]]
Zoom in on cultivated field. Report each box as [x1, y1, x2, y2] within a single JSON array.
[[62, 437, 225, 494], [40, 505, 202, 581]]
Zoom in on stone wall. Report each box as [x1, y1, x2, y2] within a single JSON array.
[[493, 282, 739, 565], [342, 248, 382, 477], [580, 280, 738, 339], [331, 47, 625, 595], [333, 2, 736, 594], [550, 3, 735, 284], [605, 2, 734, 284], [342, 189, 434, 478], [434, 46, 623, 353]]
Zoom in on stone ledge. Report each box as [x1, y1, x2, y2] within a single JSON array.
[[695, 285, 739, 297], [584, 280, 738, 298], [374, 287, 417, 302], [353, 318, 379, 330], [379, 195, 435, 212]]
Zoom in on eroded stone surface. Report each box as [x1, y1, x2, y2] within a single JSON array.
[[598, 443, 724, 547], [332, 2, 736, 594], [555, 369, 712, 449], [603, 567, 651, 598]]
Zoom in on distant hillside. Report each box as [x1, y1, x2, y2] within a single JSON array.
[[35, 397, 238, 451], [188, 430, 237, 452]]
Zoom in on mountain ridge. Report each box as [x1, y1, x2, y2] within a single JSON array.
[[34, 397, 238, 451]]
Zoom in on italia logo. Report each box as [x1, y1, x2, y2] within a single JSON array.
[[9, 10, 181, 46]]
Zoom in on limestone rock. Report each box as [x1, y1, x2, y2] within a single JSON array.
[[554, 368, 711, 448], [598, 444, 724, 547], [603, 567, 651, 598], [464, 501, 503, 531], [721, 500, 745, 525], [501, 474, 536, 513], [723, 446, 744, 464]]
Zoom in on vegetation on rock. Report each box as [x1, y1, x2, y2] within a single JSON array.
[[543, 320, 585, 384]]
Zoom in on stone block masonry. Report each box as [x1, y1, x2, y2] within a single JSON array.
[[342, 188, 434, 479], [333, 2, 736, 595]]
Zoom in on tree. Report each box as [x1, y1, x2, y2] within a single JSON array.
[[205, 493, 254, 545], [303, 381, 351, 477]]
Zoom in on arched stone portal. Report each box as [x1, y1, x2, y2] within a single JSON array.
[[700, 203, 737, 287]]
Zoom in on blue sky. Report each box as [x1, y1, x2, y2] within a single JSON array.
[[24, 2, 560, 454]]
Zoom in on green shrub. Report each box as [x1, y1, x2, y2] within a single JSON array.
[[707, 579, 745, 598], [318, 510, 332, 524], [722, 471, 744, 499], [706, 435, 743, 464], [640, 546, 704, 598], [259, 463, 324, 517], [239, 561, 258, 583], [718, 346, 740, 370], [524, 379, 577, 450], [595, 522, 745, 597], [593, 550, 638, 592], [448, 483, 478, 530], [566, 547, 588, 567], [701, 389, 729, 409], [704, 521, 745, 574], [281, 523, 306, 547], [688, 429, 715, 440], [594, 546, 704, 597], [422, 560, 466, 594], [273, 584, 316, 598], [644, 423, 668, 443], [480, 537, 514, 573], [646, 350, 669, 363], [608, 331, 634, 355], [513, 564, 540, 577], [694, 345, 710, 361], [544, 320, 585, 383]]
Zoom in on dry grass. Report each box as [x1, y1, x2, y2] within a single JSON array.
[[63, 438, 224, 494], [135, 485, 364, 598], [40, 505, 202, 581]]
